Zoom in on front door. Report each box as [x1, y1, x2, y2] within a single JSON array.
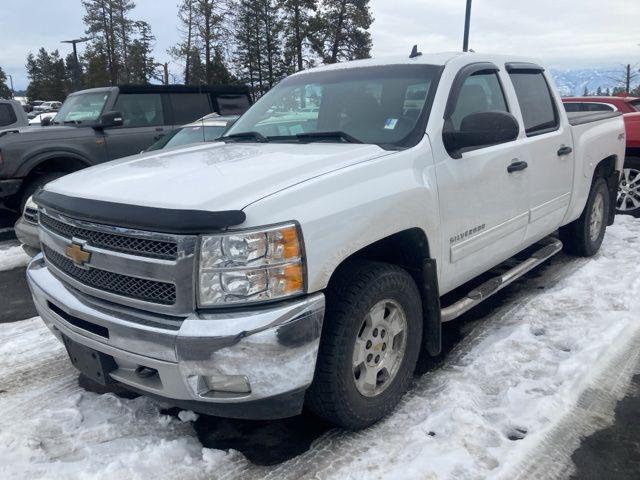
[[103, 92, 168, 159], [434, 66, 529, 293]]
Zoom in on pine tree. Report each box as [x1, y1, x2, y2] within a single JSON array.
[[605, 87, 611, 96], [128, 21, 158, 83], [280, 0, 317, 73], [25, 49, 70, 101], [81, 43, 111, 87], [0, 67, 12, 98], [582, 85, 589, 96], [311, 0, 372, 64], [169, 0, 198, 84], [596, 86, 602, 96], [83, 0, 120, 84], [82, 0, 155, 85], [194, 0, 233, 84]]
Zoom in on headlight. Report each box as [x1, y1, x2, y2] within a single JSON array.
[[198, 223, 304, 306]]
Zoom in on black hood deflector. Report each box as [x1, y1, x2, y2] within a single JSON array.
[[34, 190, 246, 234]]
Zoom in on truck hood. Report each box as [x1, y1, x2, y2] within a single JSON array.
[[45, 141, 393, 211], [0, 124, 84, 142]]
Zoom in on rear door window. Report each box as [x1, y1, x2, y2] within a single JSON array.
[[509, 71, 559, 136], [169, 93, 212, 125], [114, 93, 164, 127], [0, 104, 17, 126]]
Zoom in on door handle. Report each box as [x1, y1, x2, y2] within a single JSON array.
[[557, 146, 573, 156], [507, 160, 528, 173]]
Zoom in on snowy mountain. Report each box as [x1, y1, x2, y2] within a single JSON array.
[[550, 67, 640, 97]]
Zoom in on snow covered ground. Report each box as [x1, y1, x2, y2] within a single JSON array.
[[1, 217, 640, 480], [0, 242, 30, 272]]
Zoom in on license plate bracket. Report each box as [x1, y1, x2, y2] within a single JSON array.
[[62, 335, 117, 386]]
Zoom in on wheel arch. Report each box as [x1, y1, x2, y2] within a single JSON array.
[[19, 153, 92, 180], [591, 154, 619, 226], [325, 227, 442, 357]]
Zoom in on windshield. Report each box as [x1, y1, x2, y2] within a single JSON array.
[[224, 64, 441, 148], [54, 91, 110, 124], [146, 124, 228, 151]]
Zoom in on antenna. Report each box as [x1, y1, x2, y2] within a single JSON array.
[[463, 0, 472, 52], [409, 45, 422, 59]]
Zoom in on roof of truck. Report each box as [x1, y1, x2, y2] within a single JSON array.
[[291, 51, 545, 76]]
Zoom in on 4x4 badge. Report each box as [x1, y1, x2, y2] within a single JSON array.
[[65, 242, 91, 268]]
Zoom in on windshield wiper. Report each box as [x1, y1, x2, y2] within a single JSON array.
[[295, 131, 362, 144], [221, 131, 268, 143]]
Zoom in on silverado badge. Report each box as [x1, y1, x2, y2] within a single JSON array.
[[65, 242, 91, 268]]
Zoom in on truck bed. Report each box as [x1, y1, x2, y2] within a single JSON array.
[[566, 110, 622, 126]]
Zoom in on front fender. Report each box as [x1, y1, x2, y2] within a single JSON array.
[[241, 139, 440, 293]]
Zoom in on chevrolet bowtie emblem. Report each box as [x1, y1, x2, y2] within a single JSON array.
[[65, 242, 91, 268]]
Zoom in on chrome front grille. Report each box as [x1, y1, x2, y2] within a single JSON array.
[[38, 208, 198, 316], [43, 246, 177, 305], [40, 212, 178, 260], [24, 207, 38, 224]]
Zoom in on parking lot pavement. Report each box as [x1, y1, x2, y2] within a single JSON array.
[[571, 369, 640, 480]]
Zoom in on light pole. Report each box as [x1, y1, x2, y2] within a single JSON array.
[[463, 0, 472, 52], [61, 37, 90, 91], [7, 74, 14, 98]]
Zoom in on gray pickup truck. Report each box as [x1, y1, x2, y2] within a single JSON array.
[[0, 85, 252, 210]]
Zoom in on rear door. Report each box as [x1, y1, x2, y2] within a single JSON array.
[[103, 92, 167, 158], [434, 64, 529, 290], [506, 64, 574, 241]]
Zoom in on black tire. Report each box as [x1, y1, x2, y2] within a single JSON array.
[[617, 157, 640, 217], [306, 260, 423, 430], [18, 173, 65, 212], [560, 177, 609, 257]]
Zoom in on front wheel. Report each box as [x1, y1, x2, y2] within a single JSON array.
[[617, 157, 640, 217], [306, 260, 423, 430], [560, 177, 609, 257]]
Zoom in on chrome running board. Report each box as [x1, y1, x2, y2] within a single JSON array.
[[441, 236, 563, 322]]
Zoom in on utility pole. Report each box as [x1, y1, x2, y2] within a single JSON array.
[[463, 0, 472, 52], [7, 74, 14, 98], [61, 37, 90, 91], [163, 63, 169, 85], [626, 64, 631, 95]]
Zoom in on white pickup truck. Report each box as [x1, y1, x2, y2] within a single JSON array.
[[27, 52, 625, 430]]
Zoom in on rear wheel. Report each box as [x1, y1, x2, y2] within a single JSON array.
[[560, 177, 609, 257], [617, 157, 640, 217], [306, 260, 423, 430]]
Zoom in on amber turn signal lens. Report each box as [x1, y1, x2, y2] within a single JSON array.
[[281, 226, 301, 259], [283, 263, 304, 293]]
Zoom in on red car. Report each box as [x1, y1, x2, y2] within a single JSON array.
[[563, 96, 640, 216]]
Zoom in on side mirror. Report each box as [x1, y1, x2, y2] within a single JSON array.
[[443, 111, 519, 158], [41, 117, 52, 126], [97, 110, 123, 128]]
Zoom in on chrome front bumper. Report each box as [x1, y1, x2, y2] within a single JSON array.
[[27, 255, 325, 419]]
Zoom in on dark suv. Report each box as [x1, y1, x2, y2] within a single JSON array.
[[0, 84, 252, 210]]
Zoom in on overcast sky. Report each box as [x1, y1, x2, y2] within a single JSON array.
[[1, 0, 639, 90]]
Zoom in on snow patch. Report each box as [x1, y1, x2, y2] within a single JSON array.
[[0, 243, 30, 272]]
